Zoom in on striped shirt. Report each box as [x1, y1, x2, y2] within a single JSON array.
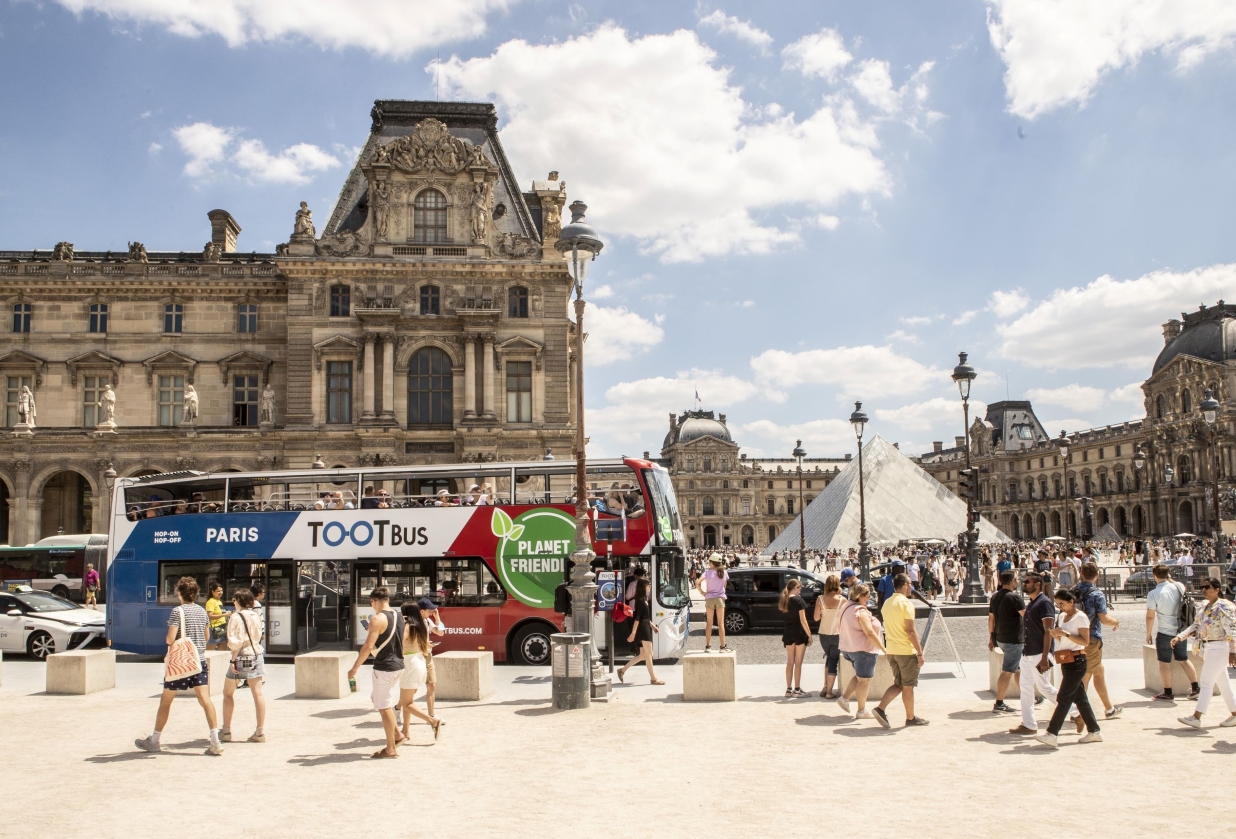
[[168, 603, 209, 657]]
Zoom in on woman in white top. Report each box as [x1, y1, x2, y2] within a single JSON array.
[[222, 588, 266, 744], [1036, 588, 1101, 748], [813, 574, 844, 698], [397, 602, 441, 743]]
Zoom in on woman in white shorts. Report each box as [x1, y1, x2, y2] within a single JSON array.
[[399, 602, 441, 742]]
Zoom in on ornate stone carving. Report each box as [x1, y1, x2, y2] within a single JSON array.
[[372, 179, 391, 240], [379, 118, 492, 175], [470, 181, 492, 244], [275, 242, 290, 257], [260, 384, 275, 424], [182, 384, 199, 424], [498, 232, 539, 259], [202, 241, 222, 263], [291, 201, 316, 240], [52, 242, 74, 261], [542, 198, 562, 240], [315, 230, 364, 257], [16, 386, 35, 428], [127, 241, 148, 263], [98, 384, 117, 427]]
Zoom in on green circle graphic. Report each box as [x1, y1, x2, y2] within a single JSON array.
[[494, 508, 576, 608]]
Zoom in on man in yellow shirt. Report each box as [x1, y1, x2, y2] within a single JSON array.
[[872, 574, 928, 728]]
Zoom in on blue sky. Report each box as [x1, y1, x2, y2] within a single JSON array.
[[3, 0, 1236, 459]]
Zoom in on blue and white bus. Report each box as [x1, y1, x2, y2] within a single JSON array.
[[104, 458, 689, 664]]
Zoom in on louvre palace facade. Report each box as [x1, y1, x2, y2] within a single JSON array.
[[0, 100, 578, 544], [920, 302, 1236, 542]]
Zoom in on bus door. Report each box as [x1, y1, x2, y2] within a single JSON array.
[[353, 561, 380, 648], [296, 560, 348, 650], [265, 562, 295, 654], [434, 558, 503, 657], [106, 558, 157, 651]]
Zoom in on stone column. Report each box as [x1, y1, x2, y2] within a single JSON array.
[[482, 337, 496, 419], [382, 336, 395, 419], [463, 337, 477, 419], [362, 334, 376, 418], [12, 462, 31, 546]]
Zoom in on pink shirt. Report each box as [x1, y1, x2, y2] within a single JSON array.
[[838, 601, 882, 654], [702, 569, 728, 599]]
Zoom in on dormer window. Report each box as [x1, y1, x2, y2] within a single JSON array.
[[414, 189, 448, 243]]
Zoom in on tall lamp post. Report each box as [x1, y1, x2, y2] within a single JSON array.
[[1200, 388, 1226, 561], [1165, 465, 1175, 536], [555, 200, 608, 703], [849, 402, 871, 581], [952, 352, 984, 603], [793, 439, 807, 569], [1133, 444, 1149, 561], [1058, 431, 1070, 539]]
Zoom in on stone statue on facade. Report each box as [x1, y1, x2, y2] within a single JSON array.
[[202, 241, 222, 263], [52, 241, 74, 261], [292, 202, 316, 240], [372, 180, 390, 240], [260, 384, 275, 425], [17, 386, 35, 429], [470, 181, 491, 243], [182, 384, 199, 424], [127, 241, 148, 263], [98, 383, 117, 427], [542, 199, 562, 240]]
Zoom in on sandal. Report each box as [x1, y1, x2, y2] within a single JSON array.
[[651, 679, 665, 685], [785, 688, 794, 697], [432, 720, 442, 741], [371, 749, 398, 759], [618, 667, 626, 684]]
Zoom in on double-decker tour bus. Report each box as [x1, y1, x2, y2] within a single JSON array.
[[0, 534, 109, 602], [104, 457, 688, 665]]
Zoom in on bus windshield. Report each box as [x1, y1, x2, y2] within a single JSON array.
[[642, 468, 682, 546]]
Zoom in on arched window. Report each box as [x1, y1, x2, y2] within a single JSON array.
[[1156, 395, 1165, 419], [407, 347, 453, 426], [702, 496, 715, 515], [508, 286, 528, 318], [1182, 389, 1192, 413], [413, 189, 448, 243], [722, 479, 730, 489], [741, 525, 754, 546], [703, 456, 712, 472], [419, 284, 440, 315]]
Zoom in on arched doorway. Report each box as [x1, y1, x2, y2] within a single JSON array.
[[1037, 513, 1047, 539], [40, 471, 94, 538], [1115, 506, 1127, 535], [703, 525, 717, 548], [1023, 513, 1033, 539], [1068, 511, 1078, 537], [1050, 510, 1061, 537], [1096, 508, 1109, 528], [1178, 500, 1195, 534], [1134, 506, 1145, 536], [0, 479, 9, 544], [741, 525, 754, 546], [1010, 515, 1021, 539]]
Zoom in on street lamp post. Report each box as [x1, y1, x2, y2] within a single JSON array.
[[555, 200, 608, 703], [1134, 444, 1149, 561], [952, 352, 983, 604], [1200, 388, 1225, 560], [1165, 465, 1175, 536], [793, 439, 807, 569], [1058, 431, 1070, 540], [849, 403, 871, 582]]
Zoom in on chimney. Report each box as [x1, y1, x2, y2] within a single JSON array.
[[1162, 318, 1182, 345], [955, 436, 966, 449], [933, 441, 943, 453], [207, 210, 241, 253]]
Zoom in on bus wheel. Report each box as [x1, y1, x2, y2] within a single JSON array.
[[512, 623, 554, 666], [51, 585, 70, 600], [28, 631, 55, 660]]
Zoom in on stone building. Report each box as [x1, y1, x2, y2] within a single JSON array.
[[0, 100, 578, 544], [920, 302, 1236, 540], [659, 410, 850, 550]]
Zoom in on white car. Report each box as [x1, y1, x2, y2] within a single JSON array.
[[0, 588, 106, 659]]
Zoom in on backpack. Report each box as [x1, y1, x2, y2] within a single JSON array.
[[1176, 581, 1197, 629]]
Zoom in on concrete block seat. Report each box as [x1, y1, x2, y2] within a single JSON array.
[[838, 653, 896, 699], [683, 650, 736, 701], [295, 650, 354, 699], [46, 649, 115, 695], [433, 651, 494, 701], [1142, 644, 1216, 695], [176, 650, 231, 697], [987, 648, 1055, 697]]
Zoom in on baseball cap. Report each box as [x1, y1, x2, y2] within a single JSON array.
[[416, 597, 435, 611], [708, 552, 724, 565], [840, 568, 857, 580]]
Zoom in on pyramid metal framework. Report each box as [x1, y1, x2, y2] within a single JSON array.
[[1092, 522, 1121, 542], [766, 435, 1010, 553]]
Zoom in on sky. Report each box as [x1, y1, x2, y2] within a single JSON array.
[[3, 0, 1236, 460]]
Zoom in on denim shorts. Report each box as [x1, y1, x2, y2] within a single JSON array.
[[1155, 632, 1189, 663], [842, 650, 878, 679], [998, 642, 1023, 673], [818, 634, 840, 676]]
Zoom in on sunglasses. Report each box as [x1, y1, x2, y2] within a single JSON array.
[[1200, 584, 1214, 590]]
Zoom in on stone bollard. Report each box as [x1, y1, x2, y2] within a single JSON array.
[[838, 653, 895, 699], [1142, 643, 1216, 695], [295, 650, 354, 699], [434, 651, 494, 701], [47, 649, 116, 695], [683, 650, 736, 701]]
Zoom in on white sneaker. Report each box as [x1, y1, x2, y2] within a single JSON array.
[[1034, 733, 1058, 749], [220, 730, 232, 743], [205, 742, 225, 756], [854, 710, 874, 720], [134, 736, 162, 753], [1221, 714, 1236, 728], [835, 695, 851, 713], [1078, 732, 1103, 744], [1178, 715, 1202, 729]]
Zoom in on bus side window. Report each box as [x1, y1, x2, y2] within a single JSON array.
[[432, 558, 506, 607]]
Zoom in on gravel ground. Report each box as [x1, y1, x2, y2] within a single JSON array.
[[685, 607, 1149, 664]]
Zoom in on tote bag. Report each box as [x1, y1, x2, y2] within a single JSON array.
[[165, 606, 204, 681]]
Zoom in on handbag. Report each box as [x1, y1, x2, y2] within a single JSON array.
[[231, 610, 261, 672], [164, 606, 204, 681], [1054, 649, 1078, 664]]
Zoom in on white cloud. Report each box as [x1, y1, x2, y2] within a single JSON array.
[[52, 0, 512, 57], [589, 369, 761, 447], [173, 121, 340, 185], [885, 329, 920, 344], [999, 262, 1236, 369], [987, 0, 1236, 119], [582, 305, 664, 365], [591, 284, 615, 300], [782, 27, 852, 80], [988, 288, 1030, 319], [752, 344, 945, 399], [1025, 384, 1108, 413], [953, 309, 979, 326], [1038, 417, 1096, 435], [875, 396, 982, 433], [1110, 382, 1146, 404], [697, 9, 773, 52], [438, 25, 897, 262], [738, 300, 755, 308], [900, 315, 933, 326], [849, 59, 941, 129], [737, 417, 863, 459], [147, 142, 162, 154]]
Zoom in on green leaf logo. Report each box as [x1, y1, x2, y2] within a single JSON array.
[[491, 508, 514, 538], [508, 524, 525, 540]]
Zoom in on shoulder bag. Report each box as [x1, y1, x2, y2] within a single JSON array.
[[164, 606, 204, 681], [1053, 615, 1079, 663], [232, 610, 261, 672]]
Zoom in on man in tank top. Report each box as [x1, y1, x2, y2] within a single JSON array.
[[349, 586, 404, 758]]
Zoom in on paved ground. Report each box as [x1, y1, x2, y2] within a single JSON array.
[[3, 655, 1233, 839]]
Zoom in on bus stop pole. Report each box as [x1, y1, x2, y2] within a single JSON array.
[[607, 542, 614, 674]]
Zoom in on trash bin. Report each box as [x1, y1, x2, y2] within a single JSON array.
[[551, 632, 591, 710]]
